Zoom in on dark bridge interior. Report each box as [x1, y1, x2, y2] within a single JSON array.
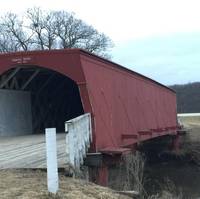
[[0, 66, 84, 134]]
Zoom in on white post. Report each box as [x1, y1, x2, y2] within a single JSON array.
[[45, 128, 59, 194]]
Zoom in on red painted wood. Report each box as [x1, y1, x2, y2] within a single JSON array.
[[172, 134, 180, 152], [121, 134, 138, 140], [0, 49, 178, 153], [80, 51, 177, 150], [138, 130, 152, 136], [97, 166, 108, 186]]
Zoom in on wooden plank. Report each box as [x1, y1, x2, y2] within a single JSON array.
[[84, 153, 103, 167], [115, 190, 139, 197], [121, 134, 138, 140], [138, 130, 152, 136], [0, 134, 67, 169], [100, 147, 131, 155], [21, 69, 40, 90], [0, 68, 20, 88]]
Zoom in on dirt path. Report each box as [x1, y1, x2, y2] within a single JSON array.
[[0, 169, 129, 199]]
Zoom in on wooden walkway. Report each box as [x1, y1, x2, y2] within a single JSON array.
[[0, 134, 67, 169]]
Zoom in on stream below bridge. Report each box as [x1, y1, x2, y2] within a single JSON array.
[[144, 158, 200, 198]]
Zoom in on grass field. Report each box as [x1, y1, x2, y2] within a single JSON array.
[[0, 169, 130, 199]]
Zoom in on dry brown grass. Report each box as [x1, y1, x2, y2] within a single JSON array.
[[178, 116, 200, 164], [0, 169, 130, 199], [146, 180, 183, 199]]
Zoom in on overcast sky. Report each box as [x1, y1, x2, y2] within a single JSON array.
[[1, 0, 200, 85]]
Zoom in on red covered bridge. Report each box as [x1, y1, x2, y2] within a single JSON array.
[[0, 49, 179, 185]]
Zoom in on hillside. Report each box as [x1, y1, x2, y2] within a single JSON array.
[[170, 82, 200, 113], [0, 169, 130, 199]]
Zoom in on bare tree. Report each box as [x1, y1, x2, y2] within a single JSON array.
[[0, 13, 31, 51], [27, 8, 57, 50], [0, 8, 113, 58], [0, 31, 17, 53]]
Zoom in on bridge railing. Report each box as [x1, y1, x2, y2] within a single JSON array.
[[65, 113, 92, 169]]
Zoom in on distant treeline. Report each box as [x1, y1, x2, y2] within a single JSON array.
[[170, 82, 200, 113]]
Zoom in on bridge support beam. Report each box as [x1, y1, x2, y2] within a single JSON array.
[[86, 153, 123, 186], [86, 153, 109, 186], [97, 165, 108, 186], [88, 166, 108, 186], [171, 134, 180, 152]]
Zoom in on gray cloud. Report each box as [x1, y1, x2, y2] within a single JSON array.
[[112, 32, 200, 85]]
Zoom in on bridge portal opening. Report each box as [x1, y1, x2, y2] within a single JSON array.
[[0, 66, 84, 136]]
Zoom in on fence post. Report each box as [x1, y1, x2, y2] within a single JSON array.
[[45, 128, 59, 194]]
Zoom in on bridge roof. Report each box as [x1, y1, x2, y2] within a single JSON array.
[[0, 49, 175, 93]]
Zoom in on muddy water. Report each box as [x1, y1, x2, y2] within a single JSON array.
[[144, 160, 200, 198]]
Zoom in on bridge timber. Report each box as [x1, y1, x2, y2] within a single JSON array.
[[0, 49, 180, 186]]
